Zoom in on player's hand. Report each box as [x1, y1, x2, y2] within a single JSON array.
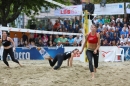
[[93, 50, 97, 54], [79, 51, 82, 54]]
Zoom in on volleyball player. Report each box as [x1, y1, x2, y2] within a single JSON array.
[[0, 31, 22, 68], [45, 49, 79, 70], [80, 24, 100, 79]]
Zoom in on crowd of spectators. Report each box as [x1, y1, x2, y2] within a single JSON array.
[[93, 15, 130, 47], [12, 15, 130, 48]]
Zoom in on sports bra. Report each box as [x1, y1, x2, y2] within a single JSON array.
[[2, 37, 11, 47], [63, 51, 72, 60], [87, 32, 98, 44]]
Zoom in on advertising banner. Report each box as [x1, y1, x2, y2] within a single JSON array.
[[0, 47, 64, 60], [126, 3, 130, 14], [99, 46, 117, 62], [54, 5, 82, 16], [120, 47, 130, 61], [94, 3, 124, 15]]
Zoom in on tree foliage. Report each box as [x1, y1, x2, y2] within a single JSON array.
[[0, 0, 70, 26]]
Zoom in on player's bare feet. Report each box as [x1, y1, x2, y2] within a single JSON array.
[[19, 63, 22, 67], [94, 68, 96, 73], [44, 56, 53, 60]]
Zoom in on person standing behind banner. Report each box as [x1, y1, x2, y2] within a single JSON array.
[[80, 24, 100, 79], [13, 33, 19, 47], [82, 0, 95, 20]]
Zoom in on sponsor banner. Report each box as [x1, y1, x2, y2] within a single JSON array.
[[94, 3, 124, 15], [99, 46, 117, 62], [126, 3, 130, 14], [120, 47, 130, 60], [54, 5, 82, 16], [0, 47, 64, 60]]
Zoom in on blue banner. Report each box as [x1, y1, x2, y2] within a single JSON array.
[[15, 47, 64, 60], [120, 47, 130, 61]]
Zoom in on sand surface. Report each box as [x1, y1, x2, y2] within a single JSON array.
[[0, 60, 130, 86]]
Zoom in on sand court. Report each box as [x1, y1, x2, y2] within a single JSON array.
[[0, 60, 130, 86]]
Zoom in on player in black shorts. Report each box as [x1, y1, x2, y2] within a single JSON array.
[[45, 49, 79, 70], [0, 31, 22, 68]]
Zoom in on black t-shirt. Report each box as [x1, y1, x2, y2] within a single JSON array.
[[63, 51, 72, 60]]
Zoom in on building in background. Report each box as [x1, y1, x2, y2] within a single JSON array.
[[14, 1, 82, 29]]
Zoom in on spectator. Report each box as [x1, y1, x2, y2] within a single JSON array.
[[116, 23, 122, 32], [58, 17, 64, 25], [48, 35, 54, 45], [120, 27, 128, 38], [35, 35, 41, 45], [126, 39, 130, 46], [64, 20, 69, 30], [104, 34, 111, 45], [29, 41, 36, 48], [128, 29, 130, 38], [13, 33, 19, 47], [72, 19, 76, 29], [60, 35, 68, 46], [22, 32, 28, 43], [119, 41, 125, 47], [74, 35, 82, 46], [106, 28, 114, 39], [110, 16, 115, 22], [37, 39, 43, 47], [24, 41, 29, 47], [104, 16, 110, 24], [54, 35, 61, 44], [122, 23, 128, 31], [122, 18, 128, 26], [98, 16, 104, 25], [42, 34, 48, 46], [74, 25, 79, 33], [120, 34, 127, 44], [46, 19, 53, 31], [18, 39, 24, 47], [53, 20, 60, 31], [93, 17, 98, 24], [115, 28, 120, 38], [102, 39, 109, 46], [49, 41, 53, 47], [111, 40, 116, 46], [112, 33, 120, 45], [38, 24, 44, 30], [79, 16, 82, 24], [29, 34, 35, 44], [116, 15, 123, 23], [68, 25, 74, 33], [68, 35, 74, 46], [75, 16, 79, 25], [73, 41, 78, 46], [79, 24, 83, 33], [56, 41, 64, 48], [97, 23, 103, 32]]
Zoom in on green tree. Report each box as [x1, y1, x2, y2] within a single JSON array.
[[0, 0, 70, 26]]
